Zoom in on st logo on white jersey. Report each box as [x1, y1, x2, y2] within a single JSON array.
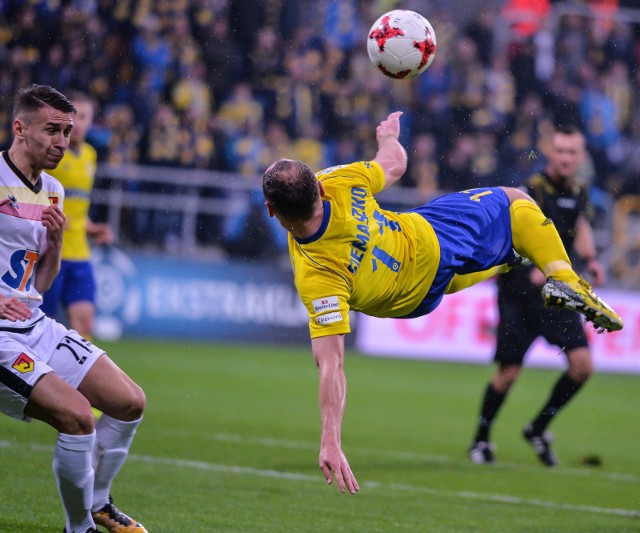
[[312, 296, 339, 313], [2, 249, 39, 291]]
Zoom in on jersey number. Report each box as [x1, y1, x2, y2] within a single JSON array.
[[371, 245, 401, 273], [462, 189, 493, 202], [56, 335, 92, 365]]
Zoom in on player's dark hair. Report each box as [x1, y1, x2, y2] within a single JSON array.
[[13, 84, 76, 119], [263, 159, 319, 220], [554, 123, 582, 136]]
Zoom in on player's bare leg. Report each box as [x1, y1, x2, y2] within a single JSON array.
[[67, 301, 95, 340]]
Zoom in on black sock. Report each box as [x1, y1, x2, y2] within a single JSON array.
[[474, 384, 507, 443], [530, 372, 584, 435]]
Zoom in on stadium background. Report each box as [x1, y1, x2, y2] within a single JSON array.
[[1, 1, 640, 531], [0, 0, 638, 362]]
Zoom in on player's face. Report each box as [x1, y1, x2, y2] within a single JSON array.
[[70, 100, 93, 145], [548, 132, 585, 180], [17, 105, 74, 170]]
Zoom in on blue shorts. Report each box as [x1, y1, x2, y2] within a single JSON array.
[[41, 260, 96, 318], [403, 188, 516, 317]]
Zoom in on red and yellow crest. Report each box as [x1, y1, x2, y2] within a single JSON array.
[[12, 353, 34, 373]]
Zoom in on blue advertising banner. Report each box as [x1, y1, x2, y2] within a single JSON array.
[[92, 248, 311, 344]]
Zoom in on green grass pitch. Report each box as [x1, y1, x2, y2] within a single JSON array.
[[0, 339, 638, 532]]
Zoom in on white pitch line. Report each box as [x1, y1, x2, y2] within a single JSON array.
[[2, 439, 639, 518], [202, 432, 639, 483], [20, 430, 640, 483], [128, 453, 640, 518], [130, 454, 319, 482]]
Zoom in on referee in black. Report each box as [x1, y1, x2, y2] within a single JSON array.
[[469, 124, 606, 467]]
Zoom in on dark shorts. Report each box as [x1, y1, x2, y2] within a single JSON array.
[[41, 260, 96, 318], [403, 188, 516, 317], [495, 292, 588, 366]]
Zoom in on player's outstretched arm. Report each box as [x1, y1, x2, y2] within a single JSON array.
[[574, 214, 605, 286], [312, 334, 360, 494], [373, 111, 407, 189]]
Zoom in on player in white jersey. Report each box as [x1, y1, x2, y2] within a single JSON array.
[[0, 85, 147, 533]]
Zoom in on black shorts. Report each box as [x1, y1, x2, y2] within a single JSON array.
[[494, 289, 589, 366]]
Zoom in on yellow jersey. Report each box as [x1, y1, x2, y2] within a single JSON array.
[[290, 161, 440, 339], [48, 142, 97, 261]]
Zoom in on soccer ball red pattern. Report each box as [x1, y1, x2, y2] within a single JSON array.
[[367, 10, 437, 79]]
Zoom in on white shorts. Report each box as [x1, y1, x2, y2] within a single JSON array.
[[0, 316, 104, 422]]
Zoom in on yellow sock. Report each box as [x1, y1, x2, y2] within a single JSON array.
[[445, 267, 502, 294], [510, 199, 579, 283]]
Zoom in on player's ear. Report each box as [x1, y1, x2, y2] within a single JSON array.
[[318, 181, 325, 196], [265, 201, 275, 218], [12, 118, 25, 138]]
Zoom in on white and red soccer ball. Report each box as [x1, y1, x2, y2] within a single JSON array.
[[367, 10, 437, 79]]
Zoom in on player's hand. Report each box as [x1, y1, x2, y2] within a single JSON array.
[[586, 258, 606, 287], [319, 443, 360, 494], [376, 111, 403, 143], [0, 296, 32, 322], [41, 205, 66, 247], [91, 223, 115, 246], [529, 267, 547, 286]]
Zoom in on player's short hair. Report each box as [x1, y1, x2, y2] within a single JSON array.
[[554, 123, 582, 136], [553, 124, 586, 151], [263, 159, 319, 221], [13, 84, 76, 119]]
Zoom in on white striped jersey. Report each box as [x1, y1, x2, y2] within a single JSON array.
[[0, 151, 64, 328]]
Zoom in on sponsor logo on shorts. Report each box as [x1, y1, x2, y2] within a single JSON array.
[[312, 296, 339, 313], [316, 311, 343, 325], [12, 353, 34, 373]]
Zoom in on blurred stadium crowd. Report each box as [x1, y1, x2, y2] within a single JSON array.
[[0, 0, 638, 252]]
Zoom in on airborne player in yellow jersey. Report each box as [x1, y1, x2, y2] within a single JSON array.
[[291, 159, 440, 339], [262, 111, 623, 495], [41, 91, 113, 339]]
